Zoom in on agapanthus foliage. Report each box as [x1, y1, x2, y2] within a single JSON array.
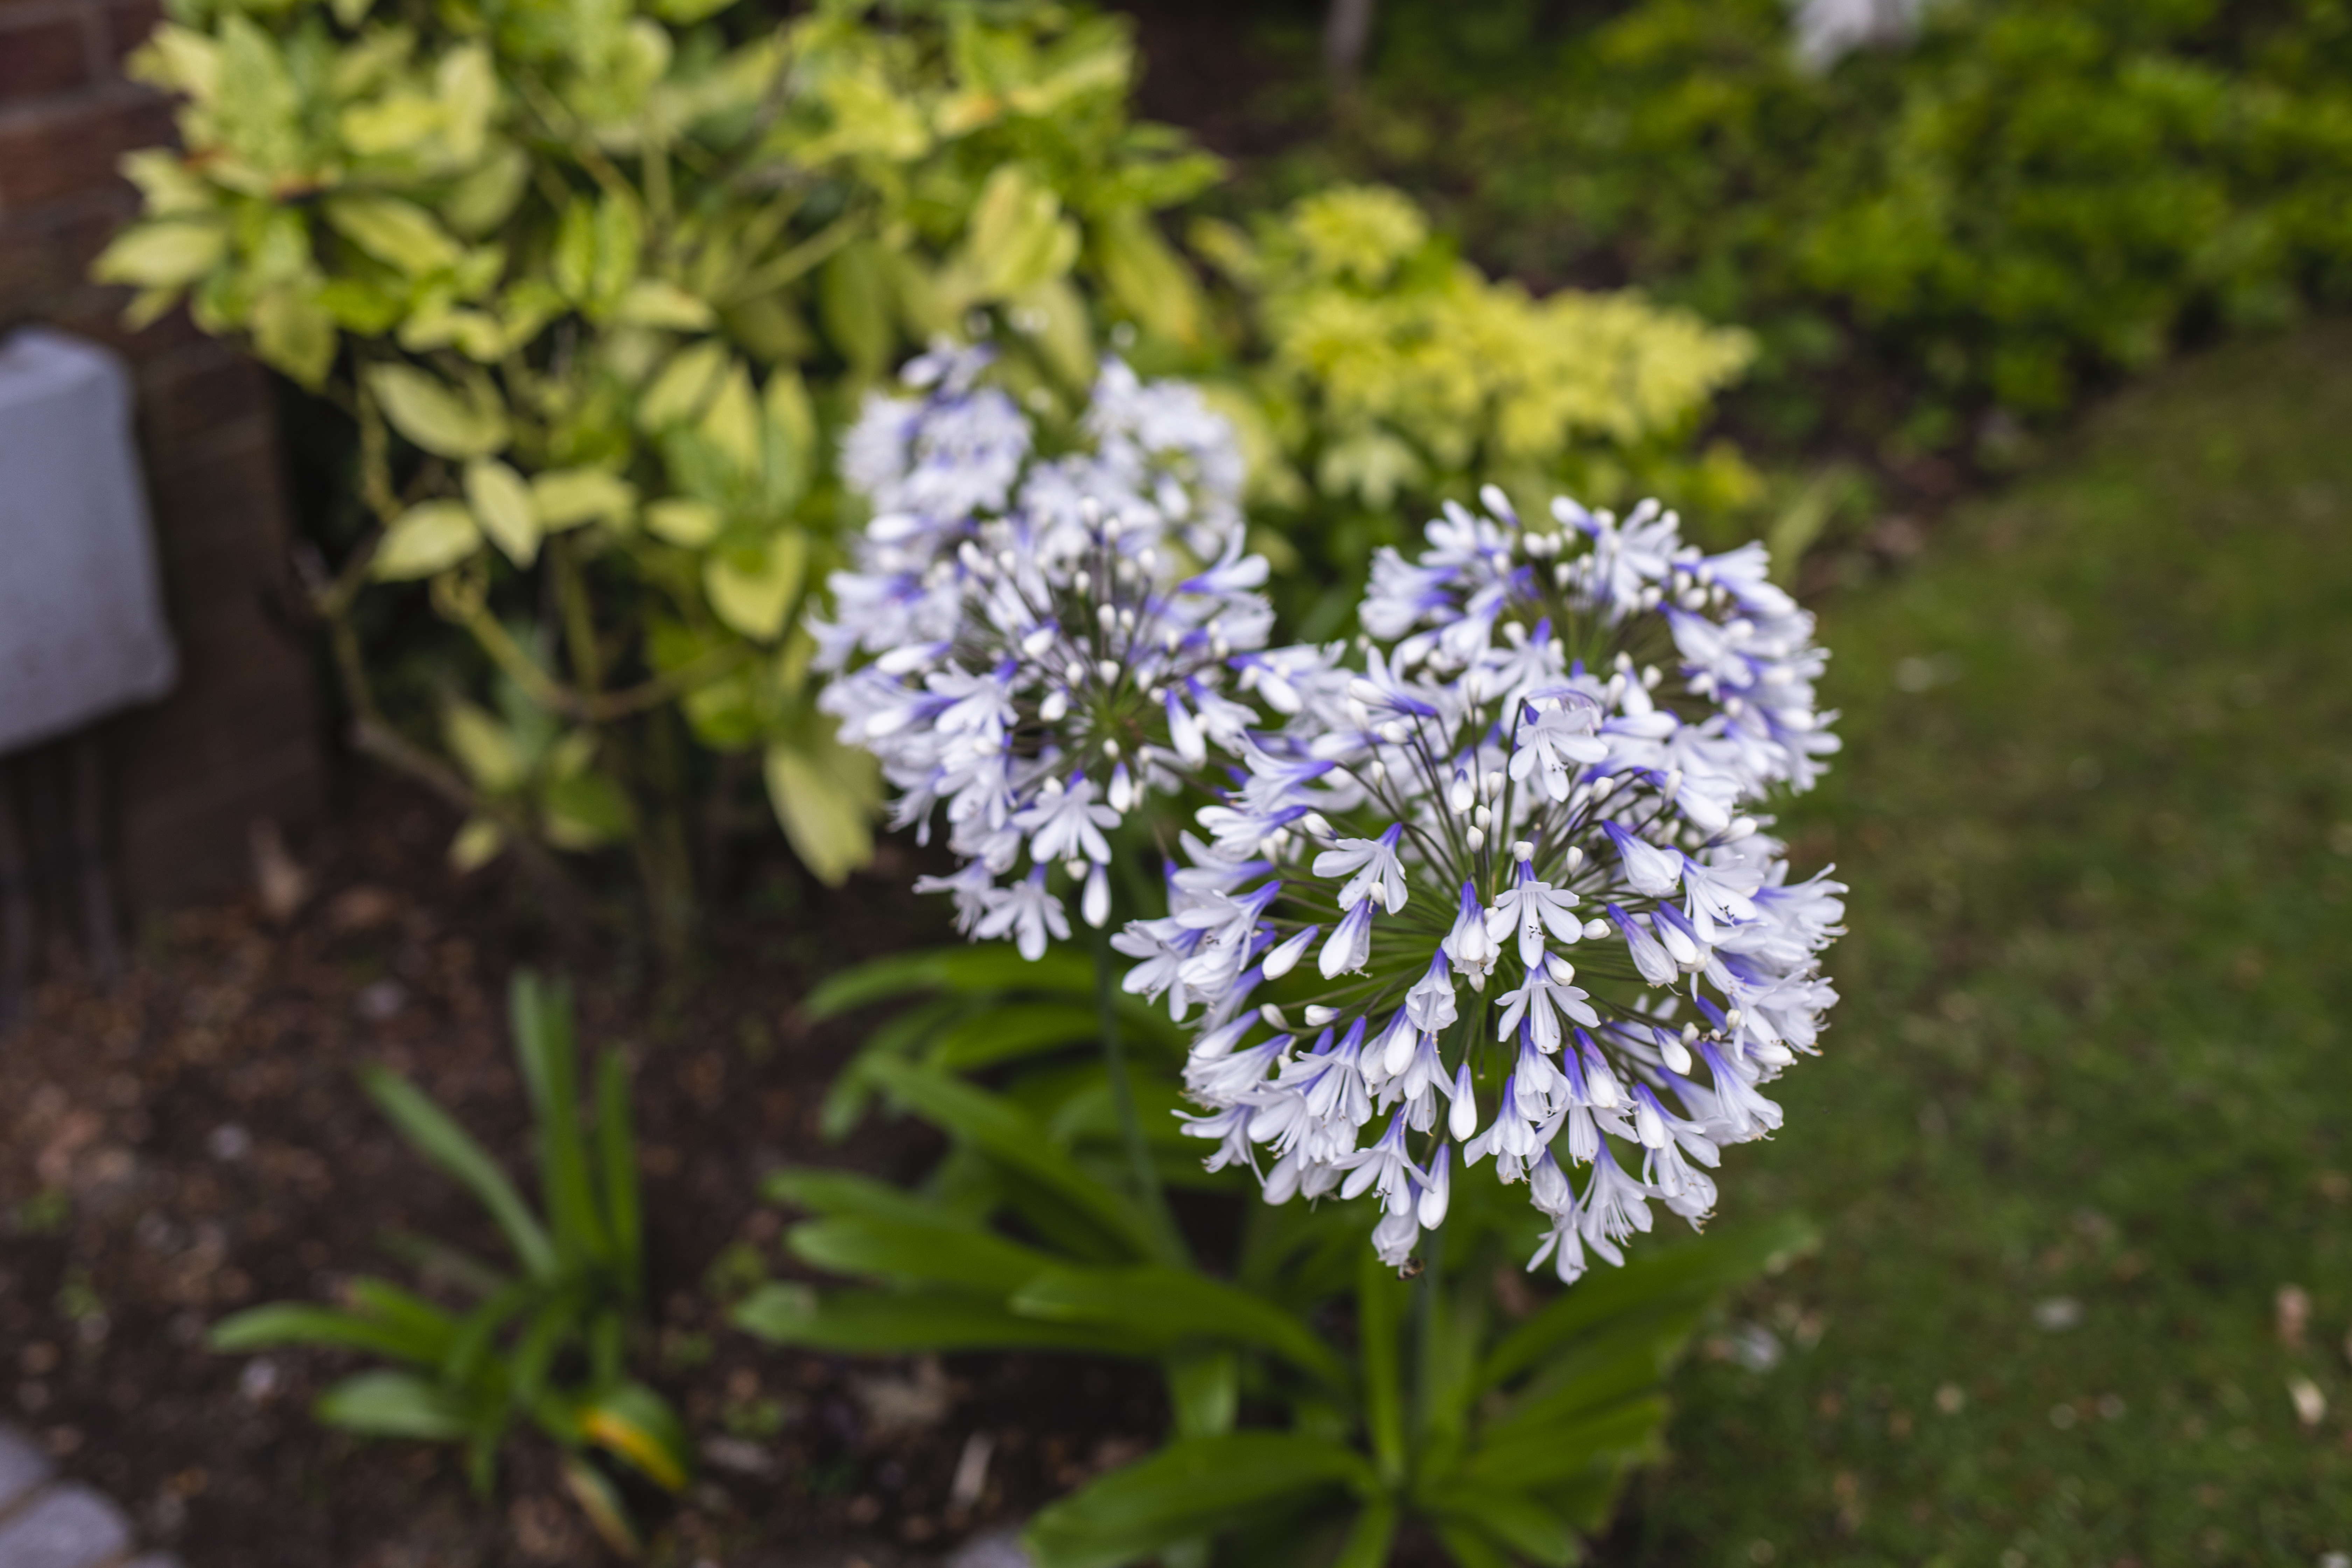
[[825, 357, 1845, 1282], [816, 345, 1272, 956]]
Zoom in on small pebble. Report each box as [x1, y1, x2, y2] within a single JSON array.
[[237, 1359, 280, 1404], [356, 980, 407, 1022], [2032, 1296, 2083, 1331]]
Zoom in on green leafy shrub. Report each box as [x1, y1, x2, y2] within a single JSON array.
[[95, 0, 1221, 935], [94, 0, 1761, 929], [1194, 183, 1759, 628], [737, 945, 1816, 1566], [1283, 0, 2352, 461], [210, 973, 686, 1553]]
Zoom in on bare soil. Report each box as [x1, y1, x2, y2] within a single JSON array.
[[0, 775, 1167, 1568]]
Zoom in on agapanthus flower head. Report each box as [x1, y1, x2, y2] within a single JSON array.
[[827, 349, 1849, 1284], [1139, 487, 1847, 1276], [817, 348, 1273, 951]]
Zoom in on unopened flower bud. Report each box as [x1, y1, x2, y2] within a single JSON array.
[[1448, 1066, 1478, 1141]]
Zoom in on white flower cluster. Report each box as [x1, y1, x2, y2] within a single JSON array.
[[816, 346, 1273, 957], [1125, 489, 1845, 1276], [823, 354, 1845, 1281]]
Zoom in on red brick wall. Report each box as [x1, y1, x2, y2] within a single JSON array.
[[0, 0, 321, 908]]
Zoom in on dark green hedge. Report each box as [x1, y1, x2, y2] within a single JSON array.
[[1269, 0, 2352, 462]]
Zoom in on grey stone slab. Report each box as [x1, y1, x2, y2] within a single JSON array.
[[0, 1427, 51, 1515], [0, 328, 180, 752], [0, 1483, 133, 1568]]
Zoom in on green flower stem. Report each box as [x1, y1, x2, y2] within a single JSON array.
[[1092, 919, 1187, 1266], [1414, 1211, 1447, 1447], [1414, 1000, 1483, 1442]]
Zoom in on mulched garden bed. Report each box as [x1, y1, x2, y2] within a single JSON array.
[[0, 773, 1169, 1567]]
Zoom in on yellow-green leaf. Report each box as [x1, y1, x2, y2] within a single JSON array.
[[552, 199, 598, 305], [559, 1453, 641, 1558], [639, 340, 728, 430], [462, 457, 539, 565], [369, 363, 509, 458], [764, 733, 878, 886], [614, 279, 715, 331], [372, 500, 481, 580], [892, 248, 957, 342], [540, 771, 632, 849], [93, 220, 227, 290], [448, 815, 507, 872], [434, 44, 495, 164], [698, 362, 761, 476], [802, 61, 930, 164], [1011, 275, 1094, 389], [704, 530, 804, 640], [1095, 206, 1205, 349], [819, 239, 894, 379], [442, 147, 528, 237], [330, 26, 412, 94], [127, 24, 220, 101], [124, 287, 178, 332], [531, 468, 636, 532], [727, 292, 816, 362], [338, 92, 442, 156], [324, 194, 461, 277], [213, 16, 305, 180], [443, 309, 510, 363], [1007, 20, 1134, 117], [645, 498, 722, 547], [252, 284, 337, 389], [546, 729, 596, 779], [948, 163, 1076, 305], [576, 1384, 692, 1492], [760, 368, 815, 509], [119, 149, 215, 217], [588, 195, 644, 315], [318, 278, 405, 334]]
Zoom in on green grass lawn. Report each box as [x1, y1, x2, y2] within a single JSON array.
[[1620, 327, 2352, 1566]]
